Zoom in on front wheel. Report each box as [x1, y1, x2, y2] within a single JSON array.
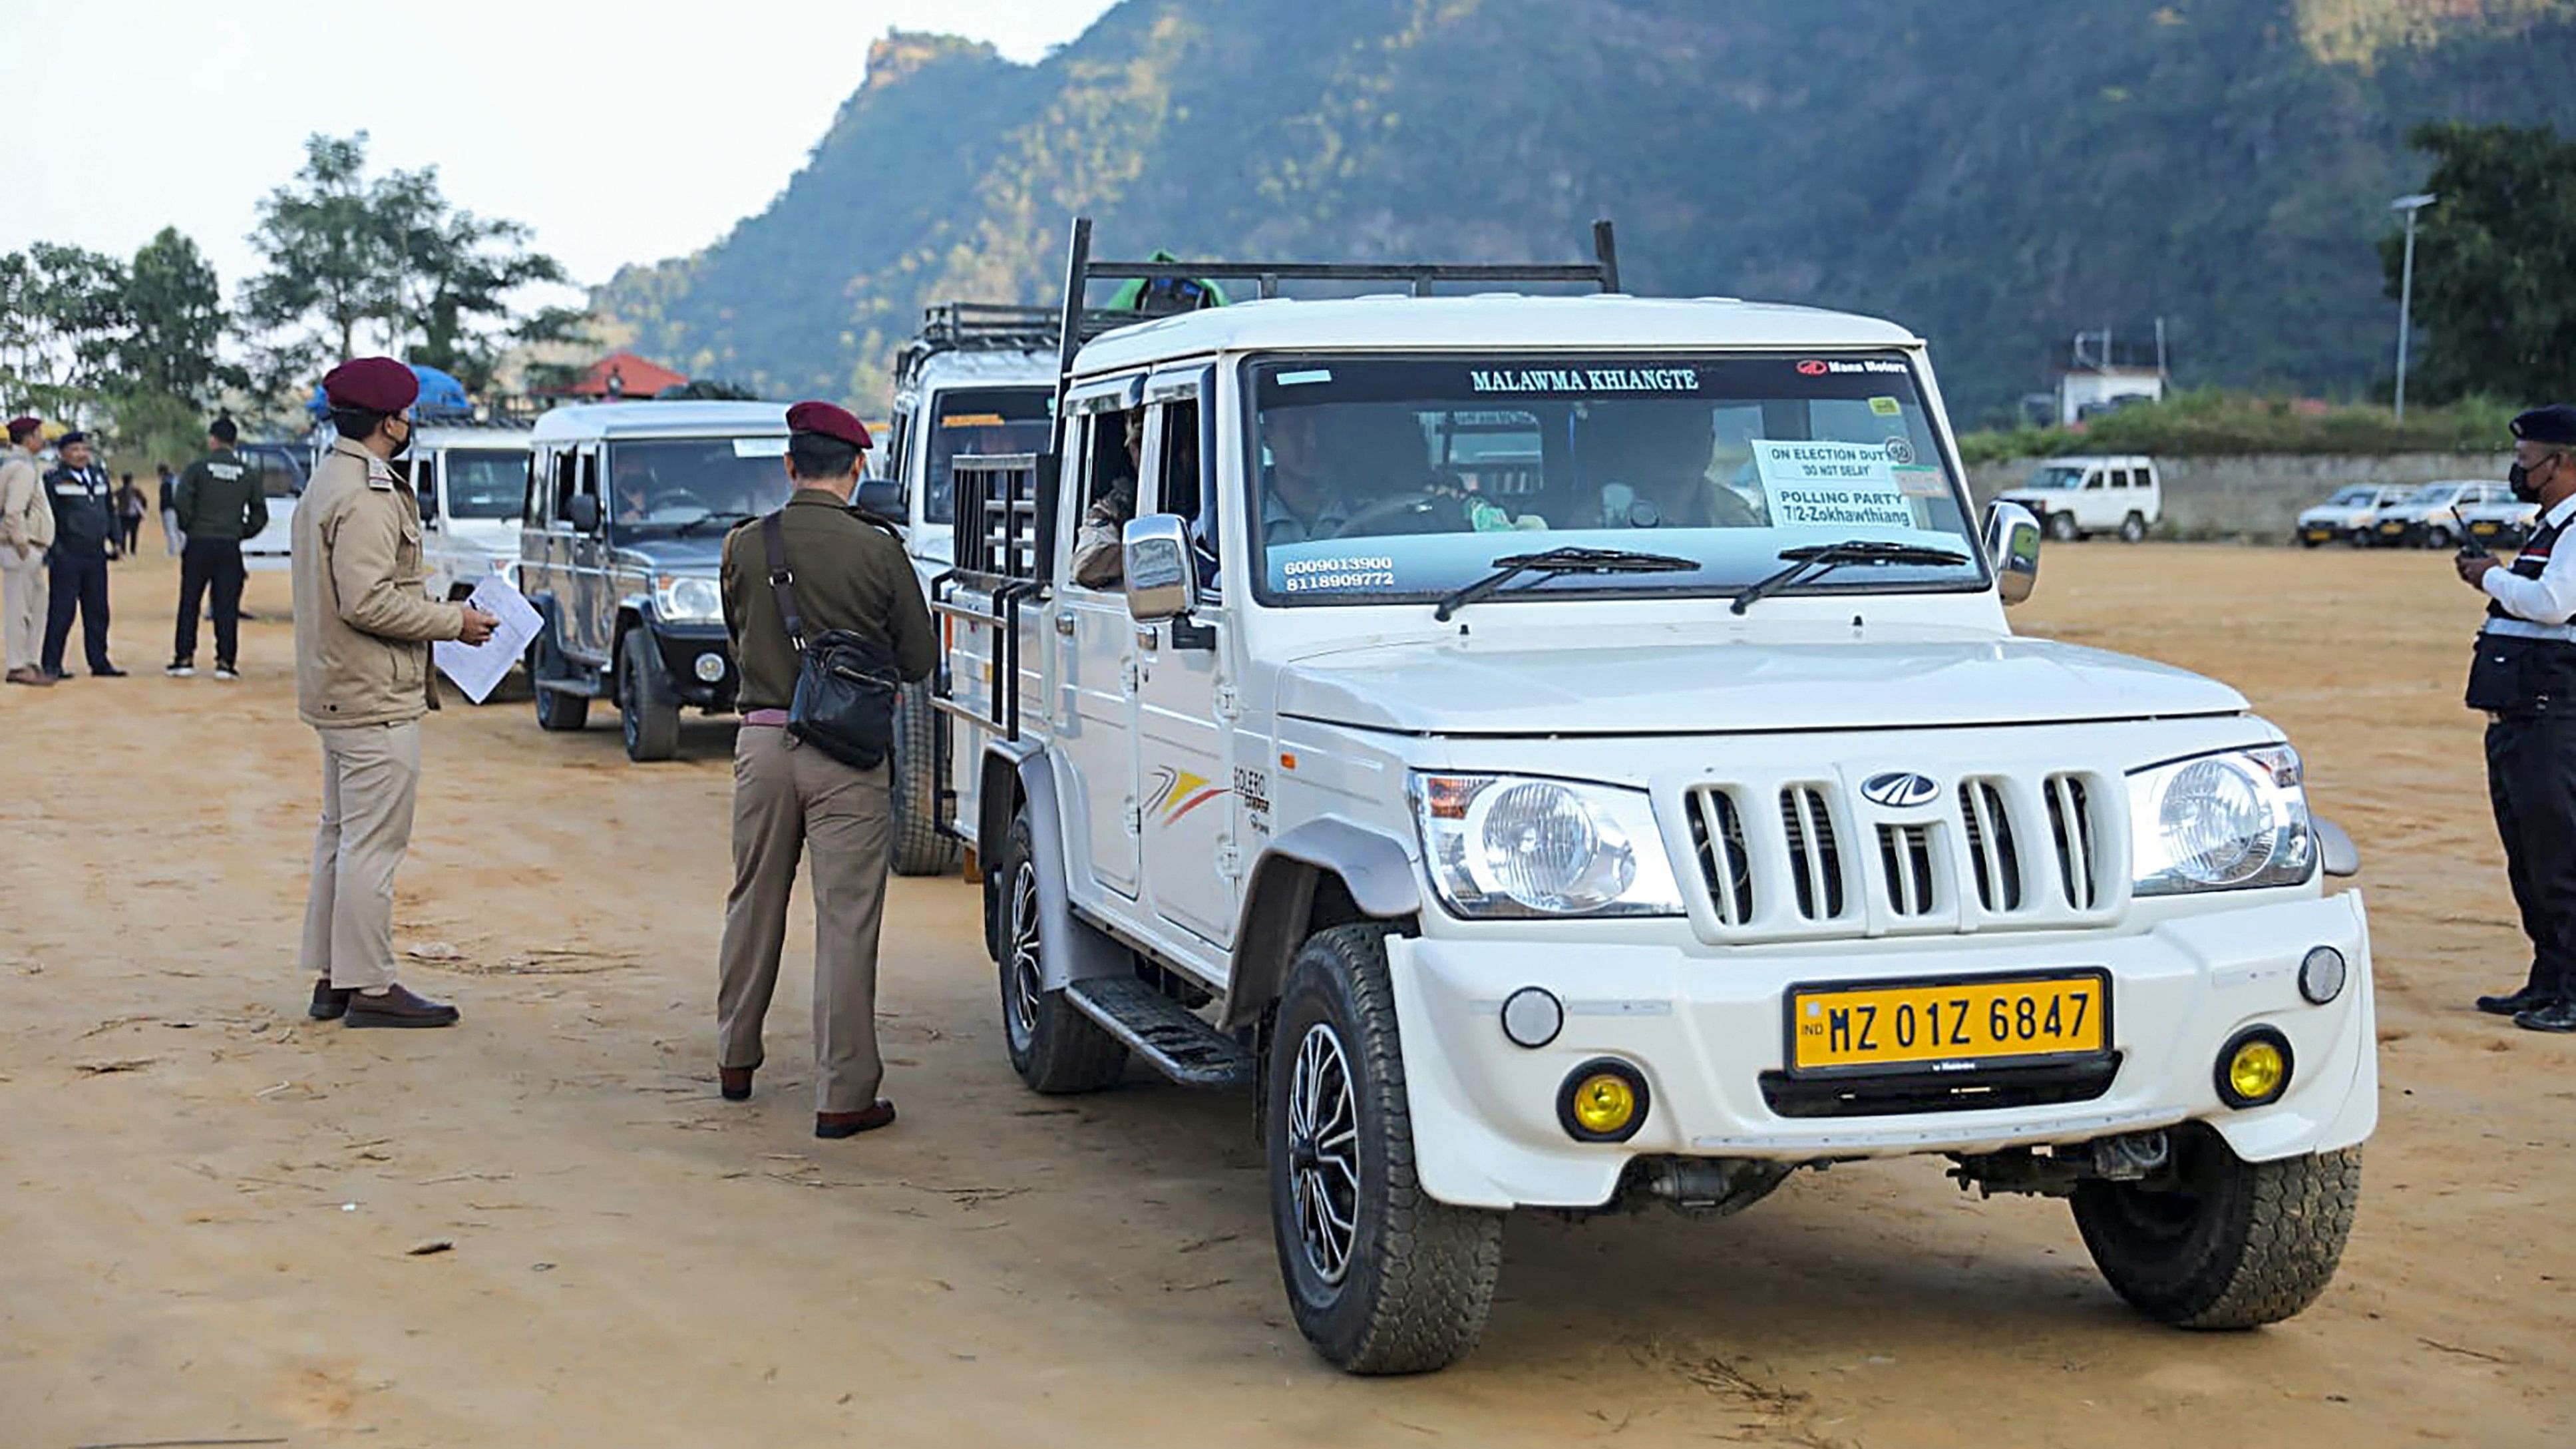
[[2118, 512, 2148, 544], [996, 811, 1127, 1093], [2072, 1124, 2360, 1329], [2046, 512, 2082, 543], [2423, 525, 2455, 550], [618, 630, 681, 762], [1268, 925, 1504, 1374], [532, 632, 590, 733]]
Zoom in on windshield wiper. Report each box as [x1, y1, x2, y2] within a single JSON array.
[[674, 510, 755, 537], [1433, 546, 1698, 622], [1728, 539, 1970, 615]]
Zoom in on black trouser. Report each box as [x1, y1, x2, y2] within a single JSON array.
[[175, 537, 247, 666], [119, 517, 142, 552], [41, 548, 111, 674], [2486, 714, 2576, 999]]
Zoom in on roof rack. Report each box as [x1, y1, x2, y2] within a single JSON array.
[[1047, 216, 1621, 394], [894, 300, 1145, 389]]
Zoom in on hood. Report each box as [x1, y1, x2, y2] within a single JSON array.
[[2298, 504, 2370, 524], [1276, 633, 2246, 736], [444, 517, 519, 546], [610, 533, 727, 573]]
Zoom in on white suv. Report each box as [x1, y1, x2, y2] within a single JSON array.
[[1995, 454, 2162, 542], [931, 222, 2373, 1374]]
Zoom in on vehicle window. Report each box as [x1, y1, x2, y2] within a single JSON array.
[[2405, 483, 2455, 507], [2327, 487, 2374, 506], [606, 437, 791, 535], [2113, 469, 2135, 489], [551, 450, 580, 520], [1247, 352, 1982, 607], [250, 450, 303, 499], [2083, 471, 2106, 491], [924, 387, 1054, 526], [2021, 464, 2084, 491], [1153, 399, 1204, 524], [445, 450, 528, 520]]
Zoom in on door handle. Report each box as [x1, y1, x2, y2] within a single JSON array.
[[1054, 613, 1075, 636]]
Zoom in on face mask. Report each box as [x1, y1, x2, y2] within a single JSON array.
[[384, 419, 413, 461], [2512, 458, 2555, 505]]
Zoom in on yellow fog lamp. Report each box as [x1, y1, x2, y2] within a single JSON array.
[[2215, 1028, 2293, 1109], [1557, 1059, 1649, 1143]]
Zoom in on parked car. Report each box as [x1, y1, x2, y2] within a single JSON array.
[[930, 219, 2373, 1374], [2293, 484, 2411, 547], [1992, 454, 2161, 542], [2368, 480, 2512, 548], [2457, 493, 2541, 550], [235, 441, 312, 569]]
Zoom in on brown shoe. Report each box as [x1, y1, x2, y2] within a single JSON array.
[[343, 983, 460, 1029], [815, 1101, 896, 1139], [719, 1066, 755, 1102], [309, 976, 355, 1021], [4, 666, 53, 687]]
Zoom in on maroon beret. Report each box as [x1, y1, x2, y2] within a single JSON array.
[[6, 415, 41, 441], [786, 399, 870, 451], [322, 356, 420, 413]]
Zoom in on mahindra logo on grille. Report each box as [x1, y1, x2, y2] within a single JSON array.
[[1860, 771, 1941, 809]]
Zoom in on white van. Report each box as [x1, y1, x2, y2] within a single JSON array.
[[1995, 454, 2162, 542]]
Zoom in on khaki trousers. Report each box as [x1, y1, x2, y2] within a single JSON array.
[[0, 547, 42, 674], [716, 725, 894, 1114], [298, 722, 423, 990]]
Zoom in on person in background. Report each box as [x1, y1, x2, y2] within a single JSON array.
[[39, 430, 122, 680], [714, 401, 935, 1139], [292, 358, 498, 1030], [114, 473, 146, 555], [1, 416, 54, 687], [169, 415, 268, 680], [156, 461, 182, 555]]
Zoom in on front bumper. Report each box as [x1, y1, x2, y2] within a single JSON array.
[[648, 623, 736, 710], [1389, 891, 2376, 1209]]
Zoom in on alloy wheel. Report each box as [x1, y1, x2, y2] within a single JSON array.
[[1286, 1022, 1362, 1286]]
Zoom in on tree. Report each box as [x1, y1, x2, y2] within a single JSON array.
[[120, 227, 232, 406], [243, 132, 572, 394], [0, 242, 132, 417], [2381, 122, 2576, 405]]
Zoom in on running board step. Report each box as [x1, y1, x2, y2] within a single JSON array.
[[536, 676, 602, 697], [1064, 975, 1254, 1090]]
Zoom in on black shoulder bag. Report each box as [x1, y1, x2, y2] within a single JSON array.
[[761, 512, 900, 769]]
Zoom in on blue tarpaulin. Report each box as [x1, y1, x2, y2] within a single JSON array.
[[305, 362, 474, 422]]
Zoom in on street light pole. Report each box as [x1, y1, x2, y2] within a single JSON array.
[[2391, 192, 2437, 423]]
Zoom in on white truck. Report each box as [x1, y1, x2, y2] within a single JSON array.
[[1994, 453, 2163, 542], [930, 222, 2374, 1374]]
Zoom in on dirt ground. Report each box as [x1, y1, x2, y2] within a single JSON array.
[[1, 543, 2569, 1448]]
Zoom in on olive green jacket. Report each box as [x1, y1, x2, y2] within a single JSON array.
[[173, 447, 270, 543], [719, 489, 936, 714]]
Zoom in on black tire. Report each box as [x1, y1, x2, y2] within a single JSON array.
[[890, 680, 960, 877], [2118, 512, 2148, 544], [997, 811, 1127, 1094], [618, 629, 681, 762], [2297, 533, 2322, 549], [2423, 525, 2454, 550], [532, 630, 590, 732], [2046, 511, 2082, 543], [2072, 1124, 2360, 1329], [1268, 924, 1505, 1374]]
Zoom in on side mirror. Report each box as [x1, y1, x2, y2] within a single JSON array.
[[1121, 513, 1198, 622], [855, 477, 905, 519], [566, 494, 602, 532], [1982, 500, 2042, 606]]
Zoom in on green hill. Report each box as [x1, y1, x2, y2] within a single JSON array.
[[594, 0, 2576, 424]]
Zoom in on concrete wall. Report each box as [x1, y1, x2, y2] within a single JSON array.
[[1966, 453, 2511, 541]]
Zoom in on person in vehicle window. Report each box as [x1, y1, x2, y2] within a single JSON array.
[[1261, 407, 1353, 544], [613, 454, 659, 523], [1591, 403, 1762, 530], [1070, 409, 1145, 588]]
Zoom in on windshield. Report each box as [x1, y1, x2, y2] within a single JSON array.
[[924, 387, 1055, 524], [2020, 465, 2086, 491], [2404, 483, 2459, 507], [607, 437, 793, 534], [2326, 487, 2375, 507], [443, 449, 527, 520], [1246, 353, 1984, 606]]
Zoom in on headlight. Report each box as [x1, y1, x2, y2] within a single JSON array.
[[1409, 773, 1683, 919], [2127, 745, 2315, 895], [653, 574, 723, 624]]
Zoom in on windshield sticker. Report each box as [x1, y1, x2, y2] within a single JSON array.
[[940, 413, 1007, 428], [1470, 367, 1700, 395], [1281, 554, 1397, 594], [1869, 395, 1903, 417], [1278, 369, 1334, 386], [1882, 436, 1917, 466], [1749, 439, 1916, 529], [1893, 465, 1946, 498], [731, 437, 789, 458]]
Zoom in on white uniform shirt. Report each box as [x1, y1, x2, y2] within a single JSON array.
[[2482, 494, 2576, 640]]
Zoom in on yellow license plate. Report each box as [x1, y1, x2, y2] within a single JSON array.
[[2472, 522, 2500, 536], [2302, 528, 2331, 540], [1787, 971, 2110, 1076], [2380, 522, 2405, 533]]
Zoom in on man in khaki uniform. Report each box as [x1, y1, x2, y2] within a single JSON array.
[[1, 416, 54, 687], [715, 400, 936, 1138], [292, 357, 498, 1028]]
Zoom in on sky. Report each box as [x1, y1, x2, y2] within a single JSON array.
[[9, 0, 1119, 304]]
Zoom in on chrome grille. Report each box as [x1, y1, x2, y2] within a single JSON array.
[[1690, 789, 1755, 927], [1779, 785, 1847, 921], [2046, 774, 2101, 909], [1876, 823, 1939, 917], [1960, 779, 2023, 913]]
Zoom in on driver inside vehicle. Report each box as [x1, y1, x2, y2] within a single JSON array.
[[1588, 401, 1763, 530], [1260, 407, 1354, 545], [614, 454, 659, 523]]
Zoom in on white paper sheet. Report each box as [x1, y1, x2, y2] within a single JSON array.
[[1748, 439, 1918, 530], [432, 572, 544, 705]]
